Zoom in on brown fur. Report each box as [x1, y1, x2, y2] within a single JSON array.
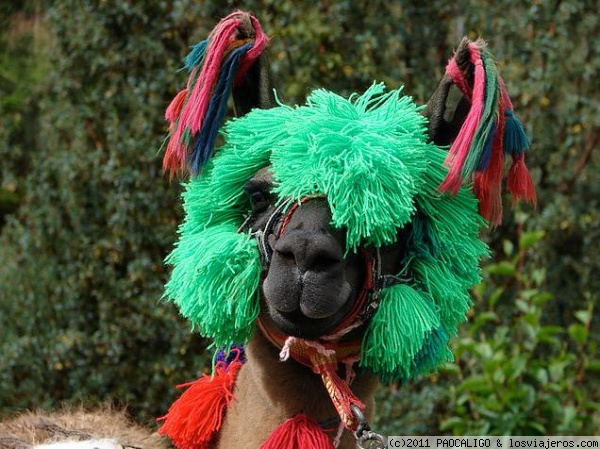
[[0, 407, 171, 449], [215, 331, 379, 448]]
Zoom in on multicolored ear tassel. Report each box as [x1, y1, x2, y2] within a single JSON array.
[[162, 11, 269, 178], [440, 39, 536, 226]]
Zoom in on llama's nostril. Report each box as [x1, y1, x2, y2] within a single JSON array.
[[275, 249, 296, 267], [273, 232, 343, 273], [277, 249, 295, 261], [310, 252, 341, 270]]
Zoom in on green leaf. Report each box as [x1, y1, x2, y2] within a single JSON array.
[[439, 416, 464, 432], [488, 287, 504, 309], [502, 239, 514, 256], [471, 311, 499, 332], [519, 230, 545, 250], [439, 362, 461, 376], [534, 367, 549, 385], [486, 261, 516, 276], [531, 291, 554, 305], [586, 361, 600, 372], [574, 309, 591, 325], [457, 375, 493, 394], [537, 325, 564, 345], [568, 324, 588, 345]]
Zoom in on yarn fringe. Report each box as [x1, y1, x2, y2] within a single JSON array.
[[260, 415, 335, 449], [164, 225, 262, 349], [439, 38, 535, 225], [507, 154, 537, 206], [360, 284, 442, 382], [163, 11, 269, 177], [158, 360, 243, 449]]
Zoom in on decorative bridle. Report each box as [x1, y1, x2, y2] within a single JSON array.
[[158, 10, 534, 449], [240, 195, 404, 447]]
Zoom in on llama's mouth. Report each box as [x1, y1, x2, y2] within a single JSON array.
[[264, 287, 357, 340], [267, 307, 345, 340]]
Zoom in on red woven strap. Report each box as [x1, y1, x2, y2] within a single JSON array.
[[258, 322, 365, 431], [283, 337, 365, 430]]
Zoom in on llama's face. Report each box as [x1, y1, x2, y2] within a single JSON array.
[[243, 169, 368, 339], [165, 83, 489, 381]]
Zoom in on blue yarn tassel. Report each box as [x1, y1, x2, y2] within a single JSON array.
[[476, 118, 497, 171], [190, 42, 253, 174], [503, 109, 530, 157], [184, 41, 208, 72]]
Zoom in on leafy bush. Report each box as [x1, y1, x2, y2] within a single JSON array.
[[0, 1, 210, 423], [444, 217, 599, 435], [374, 217, 600, 435]]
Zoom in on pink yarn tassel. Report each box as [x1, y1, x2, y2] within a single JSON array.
[[162, 11, 269, 177], [182, 16, 244, 135], [439, 44, 486, 195]]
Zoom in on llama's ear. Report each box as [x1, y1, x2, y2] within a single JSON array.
[[423, 38, 536, 226], [232, 52, 276, 116], [423, 39, 472, 147], [162, 11, 270, 178]]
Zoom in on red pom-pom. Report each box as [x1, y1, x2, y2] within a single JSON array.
[[158, 361, 243, 449], [507, 154, 537, 206], [260, 414, 335, 449]]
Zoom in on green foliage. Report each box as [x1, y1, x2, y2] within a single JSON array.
[[0, 0, 211, 422], [0, 3, 48, 225], [443, 224, 599, 435], [374, 222, 599, 435]]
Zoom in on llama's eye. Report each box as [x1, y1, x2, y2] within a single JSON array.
[[245, 180, 273, 213], [249, 189, 270, 212]]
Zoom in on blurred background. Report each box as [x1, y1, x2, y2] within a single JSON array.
[[0, 0, 598, 436]]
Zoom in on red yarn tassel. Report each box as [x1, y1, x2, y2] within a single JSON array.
[[474, 173, 502, 228], [473, 114, 505, 227], [507, 154, 537, 206], [165, 89, 189, 123], [163, 88, 190, 178], [260, 415, 335, 449], [158, 361, 242, 449]]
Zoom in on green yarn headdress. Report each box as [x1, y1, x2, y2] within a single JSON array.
[[162, 19, 534, 383]]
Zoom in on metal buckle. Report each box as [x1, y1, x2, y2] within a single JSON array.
[[351, 405, 386, 449]]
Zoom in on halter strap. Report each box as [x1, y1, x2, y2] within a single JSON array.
[[242, 195, 405, 432]]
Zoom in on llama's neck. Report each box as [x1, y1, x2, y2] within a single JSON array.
[[215, 331, 379, 448]]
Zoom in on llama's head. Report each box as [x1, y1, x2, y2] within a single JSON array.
[[162, 12, 534, 383], [244, 172, 369, 340]]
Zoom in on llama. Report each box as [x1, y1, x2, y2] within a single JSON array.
[[0, 12, 534, 449], [0, 407, 171, 449], [157, 11, 534, 449]]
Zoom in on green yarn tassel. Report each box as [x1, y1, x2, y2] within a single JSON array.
[[411, 259, 473, 335], [266, 83, 435, 250], [360, 284, 442, 382], [409, 327, 453, 381], [164, 224, 262, 348]]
